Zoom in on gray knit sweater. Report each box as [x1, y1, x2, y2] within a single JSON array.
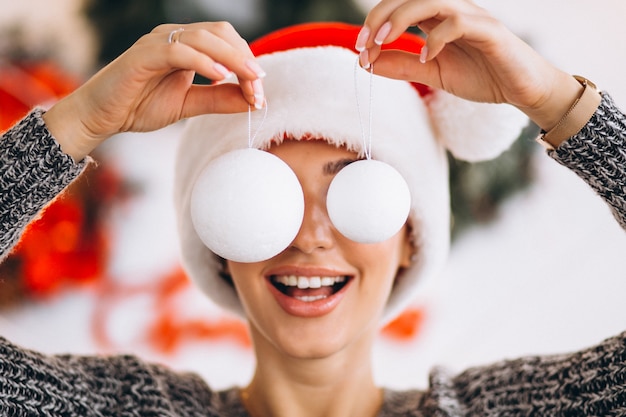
[[1, 95, 626, 416]]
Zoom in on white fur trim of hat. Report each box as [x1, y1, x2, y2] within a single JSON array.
[[173, 45, 528, 324]]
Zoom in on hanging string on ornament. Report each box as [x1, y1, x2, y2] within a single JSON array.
[[326, 60, 411, 243], [190, 100, 304, 263]]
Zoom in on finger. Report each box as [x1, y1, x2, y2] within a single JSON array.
[[160, 28, 264, 81], [361, 0, 446, 50], [422, 12, 499, 61], [136, 27, 265, 107], [153, 21, 252, 59], [371, 50, 443, 88], [229, 78, 261, 110], [174, 24, 266, 107], [154, 21, 249, 50], [390, 0, 485, 41], [359, 0, 410, 50], [125, 38, 226, 87], [359, 0, 441, 66], [214, 28, 267, 109], [197, 21, 266, 78], [360, 0, 483, 50], [181, 83, 251, 116]]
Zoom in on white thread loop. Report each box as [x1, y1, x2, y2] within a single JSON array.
[[354, 58, 374, 160], [328, 58, 410, 244], [248, 100, 269, 148]]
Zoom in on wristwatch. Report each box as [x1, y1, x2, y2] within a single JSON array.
[[535, 75, 601, 151]]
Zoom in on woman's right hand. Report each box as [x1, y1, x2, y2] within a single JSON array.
[[44, 22, 266, 161]]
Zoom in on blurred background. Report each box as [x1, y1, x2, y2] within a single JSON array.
[[1, 0, 626, 391]]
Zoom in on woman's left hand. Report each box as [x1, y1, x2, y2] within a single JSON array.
[[356, 0, 582, 131]]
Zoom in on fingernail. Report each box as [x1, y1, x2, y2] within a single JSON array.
[[252, 79, 264, 109], [420, 46, 428, 64], [213, 62, 232, 79], [374, 22, 392, 46], [246, 59, 266, 79], [355, 26, 370, 52], [252, 79, 264, 97], [359, 50, 371, 70]]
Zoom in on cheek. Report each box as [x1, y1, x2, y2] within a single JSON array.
[[344, 240, 406, 304], [346, 232, 408, 275], [226, 262, 263, 307]]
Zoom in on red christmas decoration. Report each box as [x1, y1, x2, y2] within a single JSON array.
[[0, 60, 77, 132], [0, 59, 119, 304]]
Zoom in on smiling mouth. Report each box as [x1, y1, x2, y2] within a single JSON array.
[[269, 275, 350, 302]]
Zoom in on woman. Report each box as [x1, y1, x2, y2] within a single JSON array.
[[1, 0, 625, 415]]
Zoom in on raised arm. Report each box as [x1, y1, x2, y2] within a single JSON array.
[[0, 22, 266, 259], [357, 0, 626, 228], [420, 330, 626, 415]]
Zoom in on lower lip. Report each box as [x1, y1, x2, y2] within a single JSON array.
[[266, 279, 350, 318]]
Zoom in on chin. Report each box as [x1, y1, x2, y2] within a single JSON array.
[[252, 315, 377, 361], [277, 334, 348, 360]]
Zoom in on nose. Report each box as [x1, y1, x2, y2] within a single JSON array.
[[290, 196, 335, 254]]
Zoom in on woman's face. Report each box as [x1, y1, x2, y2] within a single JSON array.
[[227, 140, 413, 360]]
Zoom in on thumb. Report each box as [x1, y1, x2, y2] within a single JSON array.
[[372, 50, 442, 90], [182, 83, 251, 117]]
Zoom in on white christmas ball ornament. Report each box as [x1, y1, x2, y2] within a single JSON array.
[[327, 160, 411, 243], [190, 148, 304, 263]]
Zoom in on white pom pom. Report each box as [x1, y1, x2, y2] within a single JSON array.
[[190, 148, 304, 263], [428, 89, 528, 162], [327, 160, 411, 243]]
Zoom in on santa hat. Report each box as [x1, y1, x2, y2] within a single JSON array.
[[173, 23, 527, 323]]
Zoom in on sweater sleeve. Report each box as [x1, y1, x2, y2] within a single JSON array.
[[0, 336, 225, 417], [548, 93, 626, 229], [420, 331, 626, 416], [0, 109, 88, 260]]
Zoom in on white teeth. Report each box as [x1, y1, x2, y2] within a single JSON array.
[[273, 275, 346, 288], [321, 277, 334, 286], [295, 295, 327, 302]]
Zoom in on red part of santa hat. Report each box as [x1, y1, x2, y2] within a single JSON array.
[[250, 22, 432, 98]]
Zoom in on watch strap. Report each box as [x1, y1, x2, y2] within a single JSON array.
[[536, 75, 602, 150]]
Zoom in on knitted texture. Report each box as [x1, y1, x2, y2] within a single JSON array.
[[549, 93, 626, 228], [440, 331, 626, 416], [0, 336, 247, 417], [0, 109, 87, 260], [1, 332, 626, 416], [1, 95, 626, 416]]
